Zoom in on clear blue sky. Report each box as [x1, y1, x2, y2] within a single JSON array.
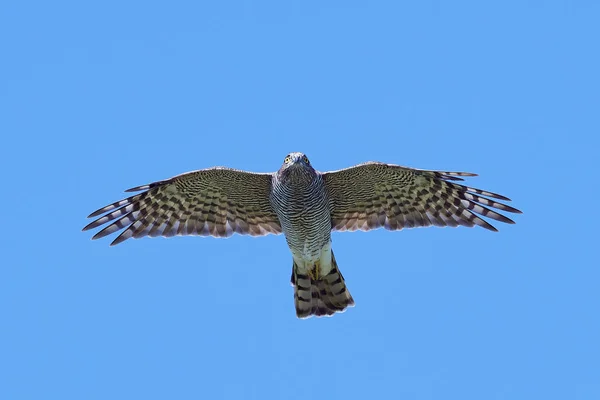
[[1, 1, 598, 399]]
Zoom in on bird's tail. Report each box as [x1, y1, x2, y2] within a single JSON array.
[[291, 251, 355, 318]]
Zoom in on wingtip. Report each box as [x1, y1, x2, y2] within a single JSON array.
[[441, 171, 478, 180], [82, 221, 96, 232], [125, 183, 153, 192], [110, 235, 128, 246], [87, 210, 103, 218]]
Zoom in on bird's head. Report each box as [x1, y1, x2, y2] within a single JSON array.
[[282, 152, 311, 168], [278, 152, 315, 178]]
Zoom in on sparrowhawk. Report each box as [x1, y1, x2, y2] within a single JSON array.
[[83, 152, 521, 318]]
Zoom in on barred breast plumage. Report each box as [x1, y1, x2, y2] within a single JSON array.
[[270, 158, 330, 261]]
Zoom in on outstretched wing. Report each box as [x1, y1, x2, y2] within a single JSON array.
[[322, 162, 521, 232], [83, 167, 282, 245]]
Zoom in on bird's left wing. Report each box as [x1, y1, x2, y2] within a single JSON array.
[[83, 167, 282, 245], [322, 162, 521, 232]]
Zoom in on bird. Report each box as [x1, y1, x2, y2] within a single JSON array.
[[83, 152, 521, 318]]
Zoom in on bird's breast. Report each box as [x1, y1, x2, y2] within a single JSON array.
[[270, 175, 332, 261]]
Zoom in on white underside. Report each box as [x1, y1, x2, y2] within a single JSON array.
[[292, 240, 333, 276]]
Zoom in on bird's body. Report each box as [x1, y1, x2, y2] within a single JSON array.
[[271, 154, 330, 268], [269, 153, 353, 317], [83, 152, 521, 318]]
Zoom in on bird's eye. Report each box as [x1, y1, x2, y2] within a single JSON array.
[[284, 156, 291, 164], [302, 155, 310, 164]]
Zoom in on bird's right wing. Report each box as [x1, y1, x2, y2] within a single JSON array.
[[322, 162, 521, 232], [83, 167, 282, 245]]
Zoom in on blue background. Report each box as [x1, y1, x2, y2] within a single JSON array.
[[1, 1, 598, 399]]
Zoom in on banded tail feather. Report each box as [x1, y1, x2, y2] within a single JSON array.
[[291, 251, 355, 318]]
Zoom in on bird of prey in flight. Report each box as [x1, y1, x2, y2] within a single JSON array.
[[83, 152, 521, 318]]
